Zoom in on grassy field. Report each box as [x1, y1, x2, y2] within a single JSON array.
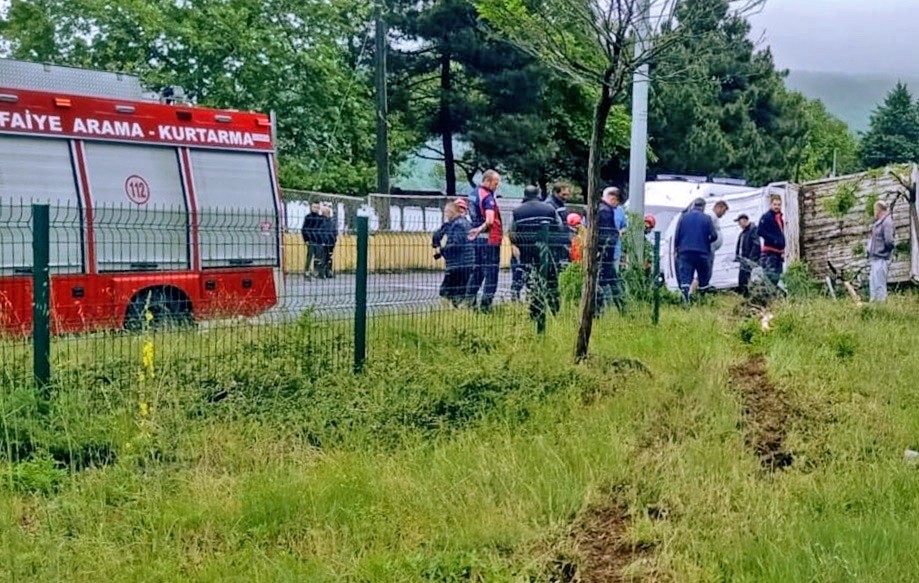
[[3, 295, 919, 581]]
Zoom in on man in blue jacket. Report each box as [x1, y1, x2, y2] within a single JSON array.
[[674, 198, 716, 304], [596, 187, 624, 314]]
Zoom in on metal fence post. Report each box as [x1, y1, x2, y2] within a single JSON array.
[[652, 231, 662, 326], [536, 223, 550, 334], [32, 204, 51, 390], [354, 216, 369, 372]]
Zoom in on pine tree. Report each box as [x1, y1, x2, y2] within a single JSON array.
[[859, 82, 919, 168]]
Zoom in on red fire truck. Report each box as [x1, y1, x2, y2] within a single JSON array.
[[0, 60, 283, 335]]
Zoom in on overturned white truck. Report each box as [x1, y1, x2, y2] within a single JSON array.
[[651, 166, 919, 291]]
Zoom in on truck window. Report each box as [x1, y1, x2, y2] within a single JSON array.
[[82, 142, 190, 272], [0, 135, 82, 276], [189, 150, 279, 269]]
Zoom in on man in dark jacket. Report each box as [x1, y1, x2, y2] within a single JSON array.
[[317, 206, 338, 279], [510, 186, 563, 320], [674, 198, 716, 303], [433, 200, 474, 306], [596, 186, 624, 314], [300, 202, 322, 278], [757, 196, 785, 286], [544, 182, 575, 269], [734, 214, 760, 296]]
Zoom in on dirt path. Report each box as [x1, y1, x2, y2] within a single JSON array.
[[547, 500, 658, 583], [729, 355, 794, 470]]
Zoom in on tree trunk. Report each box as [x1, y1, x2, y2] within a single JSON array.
[[440, 51, 457, 197], [574, 75, 615, 362]]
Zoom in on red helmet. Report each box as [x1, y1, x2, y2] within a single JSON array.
[[566, 212, 583, 227], [644, 214, 656, 229]]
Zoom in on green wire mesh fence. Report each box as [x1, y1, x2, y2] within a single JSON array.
[[1, 198, 581, 389]]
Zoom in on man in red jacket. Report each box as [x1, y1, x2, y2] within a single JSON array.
[[757, 196, 786, 286]]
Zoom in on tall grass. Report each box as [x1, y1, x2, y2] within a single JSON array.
[[2, 296, 919, 580]]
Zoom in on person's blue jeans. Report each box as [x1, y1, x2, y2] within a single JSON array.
[[466, 242, 500, 309], [676, 251, 711, 302]]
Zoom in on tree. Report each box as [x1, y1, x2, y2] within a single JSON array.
[[646, 0, 835, 185], [477, 0, 763, 361], [1, 0, 416, 195], [390, 0, 561, 195], [859, 82, 919, 169], [793, 99, 859, 181]]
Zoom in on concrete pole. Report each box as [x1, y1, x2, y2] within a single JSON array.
[[628, 0, 651, 257]]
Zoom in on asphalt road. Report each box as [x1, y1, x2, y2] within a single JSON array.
[[266, 270, 516, 321]]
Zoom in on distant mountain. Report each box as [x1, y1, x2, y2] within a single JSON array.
[[786, 70, 919, 134]]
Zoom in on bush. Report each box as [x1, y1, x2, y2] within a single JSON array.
[[559, 261, 584, 305], [783, 261, 822, 299]]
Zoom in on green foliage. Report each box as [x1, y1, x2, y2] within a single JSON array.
[[6, 453, 68, 495], [822, 182, 859, 218], [859, 82, 919, 168], [559, 260, 584, 304], [865, 193, 880, 218], [783, 260, 822, 299], [648, 0, 858, 185], [0, 0, 416, 195], [830, 332, 857, 360]]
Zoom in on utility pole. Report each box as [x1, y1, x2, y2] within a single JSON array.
[[628, 0, 651, 257], [375, 0, 390, 195]]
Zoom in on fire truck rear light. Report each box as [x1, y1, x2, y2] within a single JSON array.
[[0, 93, 19, 103], [176, 110, 193, 121], [215, 114, 232, 123], [256, 118, 271, 127], [54, 97, 72, 108], [115, 105, 136, 114]]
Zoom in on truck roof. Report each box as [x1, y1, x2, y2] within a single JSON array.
[[0, 58, 148, 101]]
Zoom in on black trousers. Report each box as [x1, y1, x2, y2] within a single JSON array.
[[440, 266, 473, 305]]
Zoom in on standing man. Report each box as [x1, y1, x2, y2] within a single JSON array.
[[546, 182, 571, 225], [596, 187, 624, 314], [757, 195, 786, 287], [466, 170, 504, 311], [707, 200, 729, 288], [868, 200, 895, 302], [733, 214, 760, 296], [300, 201, 322, 279], [510, 186, 563, 320], [612, 191, 628, 268], [674, 198, 716, 304]]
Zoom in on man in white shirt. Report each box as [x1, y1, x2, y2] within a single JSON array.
[[705, 200, 729, 290]]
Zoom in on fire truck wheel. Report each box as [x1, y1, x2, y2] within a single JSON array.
[[125, 287, 193, 332]]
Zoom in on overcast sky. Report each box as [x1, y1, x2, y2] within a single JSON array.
[[0, 0, 914, 78], [749, 0, 919, 77]]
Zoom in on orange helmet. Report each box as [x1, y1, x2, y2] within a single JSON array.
[[644, 214, 656, 229]]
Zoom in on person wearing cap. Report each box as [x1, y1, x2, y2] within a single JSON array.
[[673, 197, 717, 304], [509, 185, 563, 320], [868, 200, 895, 302], [734, 213, 760, 297], [432, 201, 474, 307]]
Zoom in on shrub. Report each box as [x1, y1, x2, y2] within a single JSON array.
[[559, 261, 584, 305], [823, 182, 858, 218], [783, 261, 822, 299]]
